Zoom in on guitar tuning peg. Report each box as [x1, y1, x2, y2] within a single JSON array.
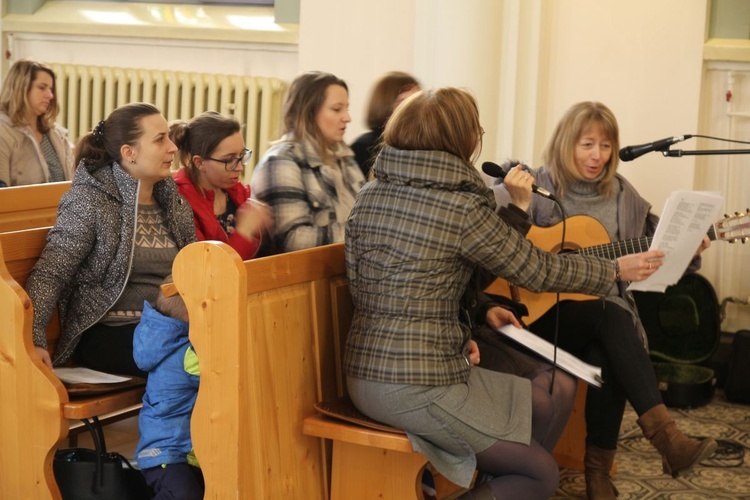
[[724, 213, 730, 218]]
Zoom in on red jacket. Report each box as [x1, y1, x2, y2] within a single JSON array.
[[174, 168, 260, 260]]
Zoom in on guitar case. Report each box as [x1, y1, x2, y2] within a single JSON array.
[[633, 273, 720, 408]]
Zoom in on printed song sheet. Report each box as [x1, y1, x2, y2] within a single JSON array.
[[54, 367, 131, 384], [494, 324, 603, 387], [628, 191, 723, 293]]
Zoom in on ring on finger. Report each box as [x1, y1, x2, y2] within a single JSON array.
[[648, 261, 652, 270]]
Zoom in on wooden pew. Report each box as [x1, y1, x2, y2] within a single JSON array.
[[0, 227, 145, 499], [0, 181, 71, 233], [172, 241, 589, 500], [172, 241, 343, 499]]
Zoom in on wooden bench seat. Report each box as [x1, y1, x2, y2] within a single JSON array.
[[0, 181, 71, 233], [63, 389, 145, 420], [303, 414, 436, 499], [0, 227, 145, 499]]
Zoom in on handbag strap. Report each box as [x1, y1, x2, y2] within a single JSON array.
[[80, 417, 107, 492]]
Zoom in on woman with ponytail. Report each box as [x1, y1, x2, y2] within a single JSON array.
[[26, 102, 196, 376], [170, 111, 271, 260]]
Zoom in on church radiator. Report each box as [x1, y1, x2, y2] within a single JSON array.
[[50, 63, 287, 176]]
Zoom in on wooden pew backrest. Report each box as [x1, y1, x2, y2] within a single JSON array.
[[173, 241, 349, 500], [0, 181, 71, 233], [0, 227, 146, 499], [0, 227, 63, 353], [0, 227, 68, 499]]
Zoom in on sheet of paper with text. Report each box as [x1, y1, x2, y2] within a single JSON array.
[[495, 324, 603, 387], [628, 190, 723, 293]]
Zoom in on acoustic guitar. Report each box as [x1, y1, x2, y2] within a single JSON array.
[[484, 211, 750, 324]]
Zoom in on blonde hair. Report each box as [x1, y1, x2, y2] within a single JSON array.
[[0, 59, 60, 133], [365, 72, 420, 130], [383, 87, 482, 165], [281, 71, 348, 163], [542, 101, 620, 197]]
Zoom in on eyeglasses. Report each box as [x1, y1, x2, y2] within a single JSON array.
[[206, 148, 253, 171]]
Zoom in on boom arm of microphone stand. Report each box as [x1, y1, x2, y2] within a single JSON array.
[[663, 148, 750, 157]]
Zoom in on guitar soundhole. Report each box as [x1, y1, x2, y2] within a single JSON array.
[[552, 243, 583, 254]]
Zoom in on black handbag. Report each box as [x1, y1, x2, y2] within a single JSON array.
[[53, 418, 153, 500]]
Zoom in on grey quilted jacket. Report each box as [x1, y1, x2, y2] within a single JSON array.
[[26, 160, 196, 365]]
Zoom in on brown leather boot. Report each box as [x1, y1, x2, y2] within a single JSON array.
[[636, 404, 718, 477], [584, 444, 619, 499]]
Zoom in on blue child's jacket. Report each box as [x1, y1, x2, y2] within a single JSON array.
[[134, 301, 200, 470]]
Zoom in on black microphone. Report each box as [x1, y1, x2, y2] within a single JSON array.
[[618, 135, 692, 162], [482, 161, 556, 201]]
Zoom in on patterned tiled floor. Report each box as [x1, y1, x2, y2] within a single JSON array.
[[553, 391, 750, 499]]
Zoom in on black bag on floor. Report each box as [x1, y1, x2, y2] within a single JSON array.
[[53, 418, 152, 500], [633, 273, 720, 408], [725, 330, 750, 404]]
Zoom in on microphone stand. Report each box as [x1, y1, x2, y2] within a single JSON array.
[[663, 147, 750, 157]]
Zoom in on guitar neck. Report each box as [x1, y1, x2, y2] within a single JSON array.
[[576, 236, 652, 259], [574, 225, 720, 260]]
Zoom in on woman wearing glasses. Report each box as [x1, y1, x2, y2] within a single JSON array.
[[170, 111, 272, 260], [251, 71, 365, 254]]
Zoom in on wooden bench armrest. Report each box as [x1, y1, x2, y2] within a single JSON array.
[[303, 414, 415, 454]]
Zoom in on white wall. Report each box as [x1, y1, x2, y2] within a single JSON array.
[[537, 1, 708, 216], [300, 0, 709, 218], [298, 0, 417, 139]]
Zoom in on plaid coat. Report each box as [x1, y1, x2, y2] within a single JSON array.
[[250, 139, 365, 253], [344, 146, 617, 386]]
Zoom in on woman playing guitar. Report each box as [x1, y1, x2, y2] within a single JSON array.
[[488, 101, 716, 499]]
